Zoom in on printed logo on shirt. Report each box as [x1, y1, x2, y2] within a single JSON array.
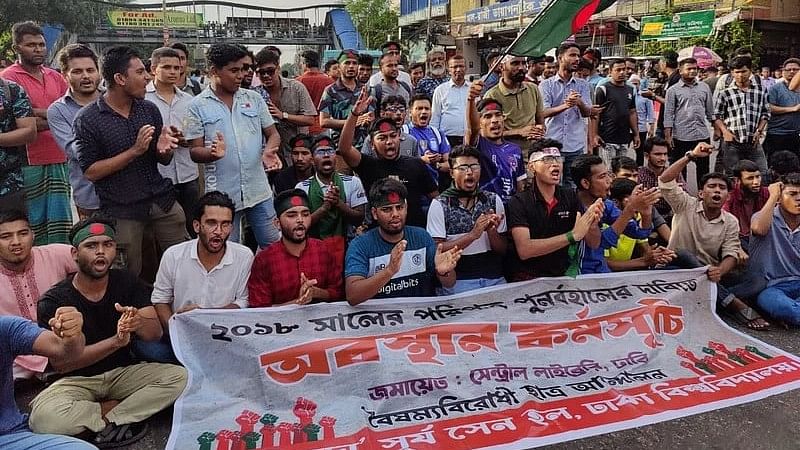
[[557, 211, 571, 219], [507, 155, 518, 172], [368, 247, 428, 279]]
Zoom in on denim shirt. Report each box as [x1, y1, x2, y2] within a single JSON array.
[[540, 74, 592, 154], [184, 87, 275, 211], [47, 92, 100, 209]]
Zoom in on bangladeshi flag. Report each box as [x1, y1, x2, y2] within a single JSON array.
[[505, 0, 616, 57]]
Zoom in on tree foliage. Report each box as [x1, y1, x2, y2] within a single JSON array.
[[0, 0, 113, 34], [345, 0, 398, 49]]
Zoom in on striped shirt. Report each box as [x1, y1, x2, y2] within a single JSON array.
[[714, 82, 770, 144]]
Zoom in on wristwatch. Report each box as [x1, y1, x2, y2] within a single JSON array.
[[684, 151, 697, 161], [282, 111, 289, 120]]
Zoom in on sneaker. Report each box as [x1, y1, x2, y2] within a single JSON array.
[[93, 421, 149, 448]]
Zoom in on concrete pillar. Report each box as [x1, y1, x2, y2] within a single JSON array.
[[458, 38, 481, 79]]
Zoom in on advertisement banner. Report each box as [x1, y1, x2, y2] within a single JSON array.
[[106, 10, 204, 29], [167, 269, 800, 449], [640, 10, 715, 41], [465, 0, 549, 24]]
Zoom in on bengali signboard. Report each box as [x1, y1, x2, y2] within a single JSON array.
[[167, 269, 800, 449], [640, 10, 715, 41], [465, 0, 549, 24], [106, 10, 204, 29]]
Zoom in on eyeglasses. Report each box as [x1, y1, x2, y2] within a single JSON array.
[[313, 148, 336, 156], [453, 163, 481, 172], [383, 105, 406, 113], [534, 156, 564, 164], [256, 67, 277, 76]]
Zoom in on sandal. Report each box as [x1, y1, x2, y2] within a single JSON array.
[[93, 422, 149, 449], [725, 303, 770, 331]]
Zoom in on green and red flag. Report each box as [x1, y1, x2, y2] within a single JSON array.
[[505, 0, 616, 57]]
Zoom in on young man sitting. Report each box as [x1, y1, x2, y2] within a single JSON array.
[[427, 145, 507, 294], [29, 218, 188, 447], [612, 156, 670, 243], [751, 175, 800, 326], [148, 191, 254, 363], [658, 142, 769, 330], [345, 178, 462, 304], [2, 310, 96, 450], [723, 159, 770, 252], [605, 177, 676, 271]]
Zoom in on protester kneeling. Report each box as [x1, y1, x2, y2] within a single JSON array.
[[29, 217, 188, 448]]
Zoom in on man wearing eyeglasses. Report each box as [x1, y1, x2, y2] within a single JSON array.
[[149, 191, 253, 362], [362, 95, 418, 158], [427, 145, 506, 294], [252, 47, 317, 163]]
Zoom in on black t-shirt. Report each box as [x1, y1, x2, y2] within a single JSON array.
[[273, 166, 305, 195], [37, 270, 153, 377], [656, 70, 682, 131], [507, 183, 581, 279], [595, 83, 636, 144], [354, 154, 438, 228]]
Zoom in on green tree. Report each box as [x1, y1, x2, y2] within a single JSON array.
[[345, 0, 398, 49], [0, 0, 115, 33]]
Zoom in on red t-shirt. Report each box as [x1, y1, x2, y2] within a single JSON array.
[[1, 63, 68, 165], [296, 71, 333, 135]]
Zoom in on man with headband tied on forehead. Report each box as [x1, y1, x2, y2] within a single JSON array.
[[465, 94, 527, 204], [340, 87, 439, 228], [248, 190, 344, 306], [345, 178, 463, 304], [30, 217, 187, 447]]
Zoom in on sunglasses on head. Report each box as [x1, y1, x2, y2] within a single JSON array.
[[257, 67, 277, 76]]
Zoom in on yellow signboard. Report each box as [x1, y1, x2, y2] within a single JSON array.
[[107, 10, 204, 29]]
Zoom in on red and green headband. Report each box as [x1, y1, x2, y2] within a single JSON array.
[[72, 222, 115, 247]]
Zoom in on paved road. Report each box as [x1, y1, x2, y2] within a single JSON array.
[[15, 318, 800, 450]]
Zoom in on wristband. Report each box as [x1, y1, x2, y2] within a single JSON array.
[[684, 151, 697, 162], [566, 230, 576, 245]]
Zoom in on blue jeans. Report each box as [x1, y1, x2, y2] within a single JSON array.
[[439, 277, 506, 295], [757, 281, 800, 325], [561, 152, 580, 188], [231, 198, 280, 248], [131, 335, 178, 365], [0, 428, 97, 449]]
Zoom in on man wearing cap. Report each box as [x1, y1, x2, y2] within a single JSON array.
[[362, 95, 419, 158], [427, 145, 507, 294], [248, 189, 345, 307], [30, 217, 187, 447], [507, 139, 603, 280], [319, 49, 373, 149], [368, 41, 413, 88], [340, 87, 439, 228], [273, 134, 315, 194], [148, 191, 254, 363], [465, 90, 527, 204], [416, 48, 450, 99], [484, 55, 545, 156], [526, 56, 546, 84], [253, 48, 317, 163], [345, 178, 462, 304], [296, 136, 368, 270], [540, 43, 593, 187]]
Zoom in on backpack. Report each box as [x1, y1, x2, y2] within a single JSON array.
[[373, 80, 413, 109], [189, 77, 203, 96]]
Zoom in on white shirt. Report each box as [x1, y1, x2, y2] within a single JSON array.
[[295, 173, 368, 208], [144, 81, 199, 184], [151, 239, 254, 311], [426, 195, 507, 256], [368, 70, 413, 88], [431, 79, 471, 136]]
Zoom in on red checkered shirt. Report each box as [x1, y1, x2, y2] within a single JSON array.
[[247, 238, 344, 307]]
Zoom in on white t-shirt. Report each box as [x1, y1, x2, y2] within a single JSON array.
[[426, 194, 507, 256], [151, 239, 254, 311], [368, 70, 413, 88], [295, 174, 368, 208]]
